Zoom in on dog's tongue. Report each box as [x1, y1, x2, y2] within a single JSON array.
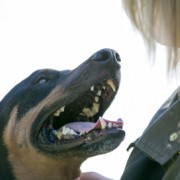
[[64, 117, 123, 134]]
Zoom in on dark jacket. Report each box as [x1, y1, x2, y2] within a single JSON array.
[[121, 87, 180, 180]]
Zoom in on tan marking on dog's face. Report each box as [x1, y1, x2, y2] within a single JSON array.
[[3, 86, 85, 180], [4, 105, 41, 149], [3, 84, 64, 148]]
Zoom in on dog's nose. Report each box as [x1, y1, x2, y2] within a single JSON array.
[[90, 48, 121, 63]]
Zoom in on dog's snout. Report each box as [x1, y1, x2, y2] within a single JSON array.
[[97, 51, 110, 62], [114, 52, 121, 62], [91, 49, 121, 63]]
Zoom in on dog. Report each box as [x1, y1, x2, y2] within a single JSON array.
[[0, 48, 125, 180]]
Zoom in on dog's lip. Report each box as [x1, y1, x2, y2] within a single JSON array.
[[52, 78, 117, 125], [33, 73, 125, 157], [59, 117, 123, 134], [51, 117, 123, 140], [35, 78, 120, 143]]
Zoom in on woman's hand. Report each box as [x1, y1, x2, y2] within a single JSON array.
[[75, 172, 113, 180]]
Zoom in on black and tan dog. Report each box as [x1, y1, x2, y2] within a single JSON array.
[[0, 49, 125, 180]]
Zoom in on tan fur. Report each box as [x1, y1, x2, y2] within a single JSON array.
[[3, 86, 85, 180]]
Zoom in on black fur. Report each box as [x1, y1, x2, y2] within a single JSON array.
[[0, 49, 125, 179]]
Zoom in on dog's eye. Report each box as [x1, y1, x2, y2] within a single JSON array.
[[37, 78, 48, 84]]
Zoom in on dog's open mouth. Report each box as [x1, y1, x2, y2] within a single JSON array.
[[31, 49, 125, 157], [37, 79, 123, 148]]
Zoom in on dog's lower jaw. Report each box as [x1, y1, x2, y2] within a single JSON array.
[[0, 49, 122, 179], [8, 148, 84, 180]]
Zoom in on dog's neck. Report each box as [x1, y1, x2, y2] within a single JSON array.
[[1, 106, 85, 180], [7, 147, 84, 180]]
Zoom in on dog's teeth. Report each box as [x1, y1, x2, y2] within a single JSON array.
[[82, 103, 100, 117], [92, 103, 100, 114], [82, 108, 94, 117], [56, 132, 63, 140], [60, 106, 65, 112], [79, 112, 88, 117], [99, 117, 106, 129], [69, 129, 78, 135], [79, 112, 86, 116], [113, 123, 118, 128], [62, 126, 71, 135], [53, 106, 65, 116], [53, 109, 62, 117], [97, 90, 102, 96], [85, 136, 92, 141], [53, 127, 78, 140], [107, 79, 116, 92], [94, 96, 99, 103], [53, 130, 63, 140], [107, 122, 113, 128], [90, 86, 94, 91]]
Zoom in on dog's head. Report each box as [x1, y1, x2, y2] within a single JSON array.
[[0, 49, 125, 178]]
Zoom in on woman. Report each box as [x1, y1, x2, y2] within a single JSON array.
[[120, 1, 180, 180], [79, 1, 180, 179]]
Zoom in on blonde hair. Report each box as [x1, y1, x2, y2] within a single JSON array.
[[122, 0, 180, 72]]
